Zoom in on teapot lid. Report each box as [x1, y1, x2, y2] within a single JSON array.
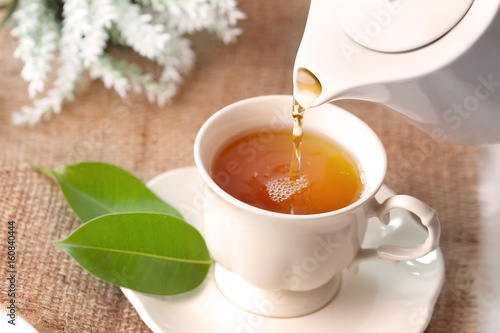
[[339, 0, 474, 53]]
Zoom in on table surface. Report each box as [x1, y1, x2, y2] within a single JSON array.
[[0, 1, 495, 332]]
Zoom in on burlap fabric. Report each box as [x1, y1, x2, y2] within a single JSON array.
[[0, 1, 479, 332]]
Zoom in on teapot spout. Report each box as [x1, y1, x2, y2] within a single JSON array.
[[293, 67, 324, 108], [292, 0, 370, 108], [293, 67, 351, 109]]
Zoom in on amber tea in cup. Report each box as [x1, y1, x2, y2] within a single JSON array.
[[211, 129, 364, 214]]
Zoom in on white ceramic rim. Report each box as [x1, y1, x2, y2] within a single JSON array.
[[193, 95, 387, 222]]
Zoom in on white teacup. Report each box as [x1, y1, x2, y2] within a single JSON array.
[[194, 95, 440, 318]]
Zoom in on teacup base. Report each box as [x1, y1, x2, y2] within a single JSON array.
[[214, 264, 342, 318]]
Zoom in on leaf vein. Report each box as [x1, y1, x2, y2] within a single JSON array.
[[55, 173, 117, 214], [58, 243, 212, 265]]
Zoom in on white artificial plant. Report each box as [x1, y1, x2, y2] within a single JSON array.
[[3, 0, 245, 125]]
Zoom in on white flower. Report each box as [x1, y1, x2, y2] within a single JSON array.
[[113, 0, 171, 60], [88, 54, 178, 107], [141, 0, 246, 41], [10, 0, 245, 125], [80, 0, 117, 66], [11, 0, 60, 98]]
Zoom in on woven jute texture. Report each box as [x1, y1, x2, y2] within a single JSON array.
[[0, 1, 479, 332]]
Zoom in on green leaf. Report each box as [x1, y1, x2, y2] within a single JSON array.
[[54, 213, 212, 295], [34, 162, 182, 222]]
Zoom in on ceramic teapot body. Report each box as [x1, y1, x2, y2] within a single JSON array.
[[294, 0, 500, 145]]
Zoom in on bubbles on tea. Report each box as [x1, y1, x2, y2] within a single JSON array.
[[265, 175, 309, 203]]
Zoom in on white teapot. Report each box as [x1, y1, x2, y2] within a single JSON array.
[[293, 0, 500, 145]]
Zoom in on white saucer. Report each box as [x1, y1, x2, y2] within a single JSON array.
[[121, 166, 445, 333]]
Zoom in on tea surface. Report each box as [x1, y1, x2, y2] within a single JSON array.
[[211, 129, 363, 214]]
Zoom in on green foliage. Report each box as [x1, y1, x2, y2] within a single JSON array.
[[35, 162, 182, 222], [54, 213, 212, 295], [36, 162, 212, 295]]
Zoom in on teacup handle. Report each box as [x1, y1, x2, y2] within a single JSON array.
[[348, 195, 441, 274]]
